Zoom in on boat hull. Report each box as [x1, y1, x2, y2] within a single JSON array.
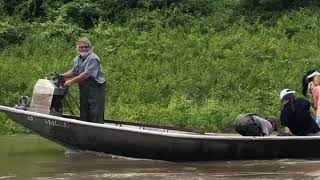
[[1, 105, 320, 161]]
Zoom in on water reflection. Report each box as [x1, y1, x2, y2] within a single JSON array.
[[1, 135, 320, 179]]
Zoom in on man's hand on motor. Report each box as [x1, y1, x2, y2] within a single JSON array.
[[64, 80, 73, 87]]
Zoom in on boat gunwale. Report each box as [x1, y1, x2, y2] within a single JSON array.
[[2, 105, 320, 140]]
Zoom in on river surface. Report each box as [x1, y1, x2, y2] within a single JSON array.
[[1, 135, 320, 180]]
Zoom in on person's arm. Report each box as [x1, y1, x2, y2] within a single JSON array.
[[310, 106, 317, 119], [316, 88, 320, 118], [62, 69, 75, 78], [64, 72, 90, 86], [283, 127, 292, 134], [279, 109, 293, 136], [308, 82, 314, 103], [277, 127, 293, 136]]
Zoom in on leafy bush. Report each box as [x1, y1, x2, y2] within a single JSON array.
[[38, 21, 83, 43], [0, 22, 25, 49], [0, 0, 25, 15], [138, 0, 175, 10], [2, 0, 320, 135], [60, 2, 99, 29], [19, 0, 46, 21], [240, 0, 320, 10], [95, 0, 139, 23]]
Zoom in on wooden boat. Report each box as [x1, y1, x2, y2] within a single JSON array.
[[1, 104, 320, 161]]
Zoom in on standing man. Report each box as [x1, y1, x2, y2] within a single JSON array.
[[279, 89, 320, 136], [62, 37, 105, 123]]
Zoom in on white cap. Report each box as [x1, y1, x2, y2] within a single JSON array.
[[307, 71, 320, 79], [280, 89, 296, 100]]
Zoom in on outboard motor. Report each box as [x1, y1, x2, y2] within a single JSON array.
[[28, 73, 68, 116]]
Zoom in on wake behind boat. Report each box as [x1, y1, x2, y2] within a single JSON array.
[[1, 75, 320, 161]]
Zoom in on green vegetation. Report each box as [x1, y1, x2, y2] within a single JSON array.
[[1, 0, 320, 134]]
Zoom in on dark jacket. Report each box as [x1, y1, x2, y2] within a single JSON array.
[[280, 98, 320, 136]]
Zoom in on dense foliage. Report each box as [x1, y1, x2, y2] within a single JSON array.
[[1, 0, 320, 134]]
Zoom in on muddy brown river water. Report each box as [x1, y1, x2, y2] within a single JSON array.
[[1, 135, 320, 180]]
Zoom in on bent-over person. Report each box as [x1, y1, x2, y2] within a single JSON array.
[[234, 114, 277, 136]]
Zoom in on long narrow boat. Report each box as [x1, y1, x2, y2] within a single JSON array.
[[2, 77, 320, 161], [1, 104, 320, 161]]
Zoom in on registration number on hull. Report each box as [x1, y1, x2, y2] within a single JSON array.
[[44, 119, 69, 128]]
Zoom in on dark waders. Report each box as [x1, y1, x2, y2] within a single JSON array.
[[79, 78, 105, 123]]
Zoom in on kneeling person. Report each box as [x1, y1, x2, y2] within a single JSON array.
[[234, 114, 277, 136], [280, 89, 320, 136]]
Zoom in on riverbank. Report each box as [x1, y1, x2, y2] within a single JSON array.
[[1, 0, 320, 134]]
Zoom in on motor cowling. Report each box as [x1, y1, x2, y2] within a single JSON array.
[[29, 74, 67, 116]]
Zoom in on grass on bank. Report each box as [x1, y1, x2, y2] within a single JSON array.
[[1, 0, 320, 134]]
